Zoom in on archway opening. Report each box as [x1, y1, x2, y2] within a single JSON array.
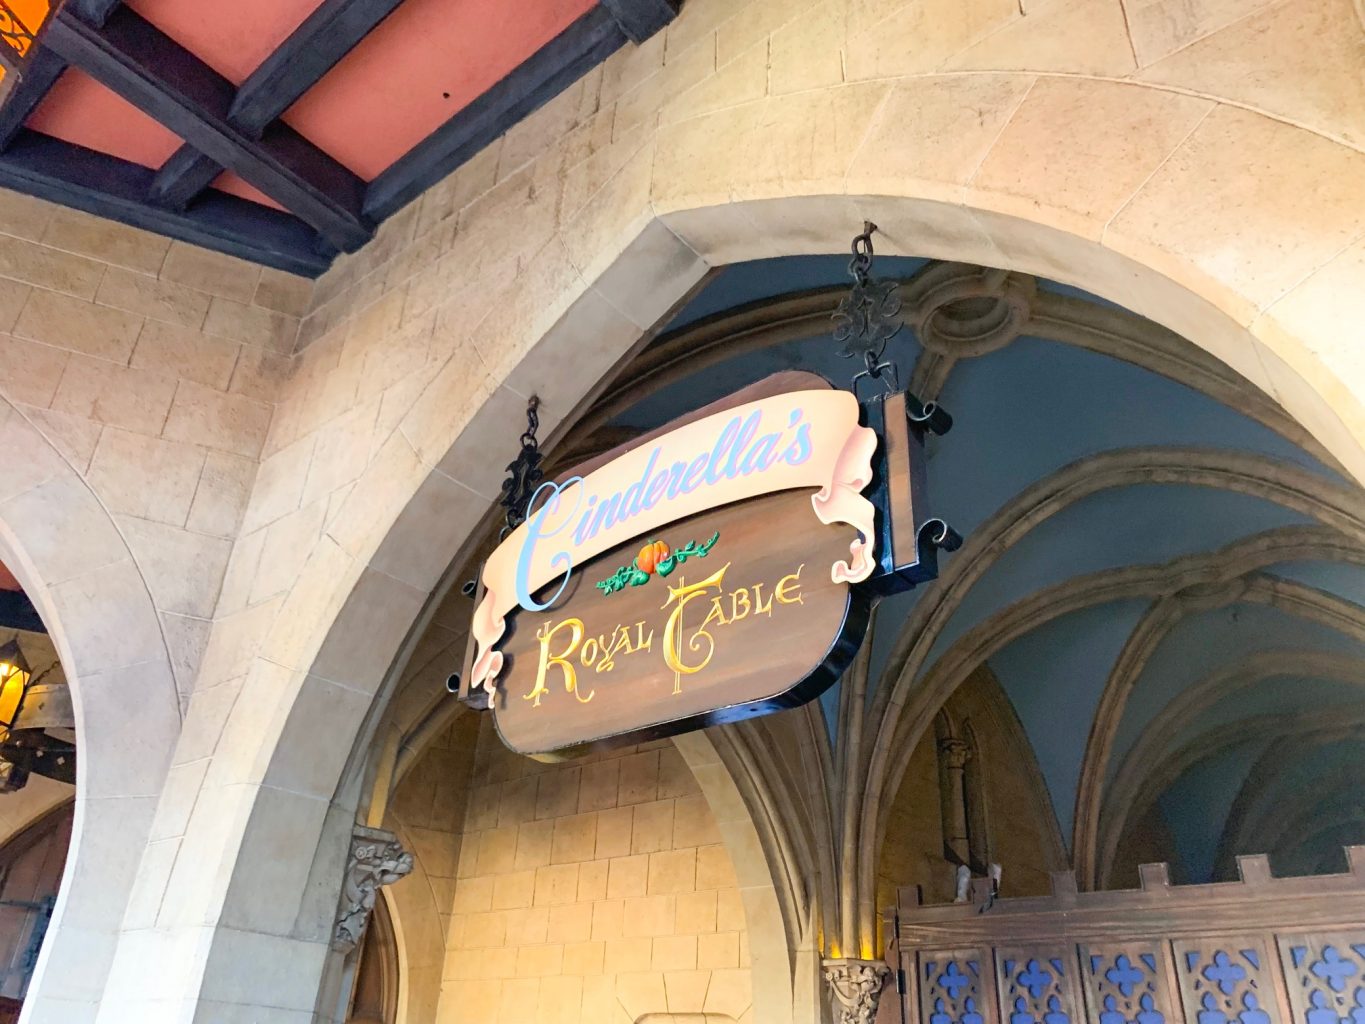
[[0, 559, 76, 1019], [346, 248, 1365, 1024]]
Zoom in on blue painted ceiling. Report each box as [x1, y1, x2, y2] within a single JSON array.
[[625, 255, 1365, 886]]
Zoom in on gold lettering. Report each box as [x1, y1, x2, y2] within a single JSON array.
[[599, 626, 631, 672], [528, 618, 593, 706], [752, 581, 774, 617], [662, 564, 730, 693], [580, 636, 599, 667], [776, 564, 805, 605], [701, 597, 728, 631], [729, 586, 751, 623], [635, 622, 653, 652]]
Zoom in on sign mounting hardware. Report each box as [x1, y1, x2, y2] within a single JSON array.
[[455, 228, 965, 759]]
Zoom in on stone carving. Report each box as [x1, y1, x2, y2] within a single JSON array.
[[939, 737, 972, 770], [902, 262, 1036, 359], [824, 957, 892, 1024], [333, 825, 413, 954]]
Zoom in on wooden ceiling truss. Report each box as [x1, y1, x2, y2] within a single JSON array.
[[0, 0, 678, 275]]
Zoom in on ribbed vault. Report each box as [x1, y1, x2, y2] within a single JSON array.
[[372, 254, 1365, 1003]]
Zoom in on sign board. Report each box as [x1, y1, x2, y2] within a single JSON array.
[[461, 371, 953, 759]]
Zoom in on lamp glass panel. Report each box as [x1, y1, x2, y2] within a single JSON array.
[[0, 663, 25, 733]]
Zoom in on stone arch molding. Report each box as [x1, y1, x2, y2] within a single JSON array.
[[1073, 566, 1365, 886], [0, 397, 180, 1022], [96, 77, 1365, 1021], [1098, 651, 1365, 888]]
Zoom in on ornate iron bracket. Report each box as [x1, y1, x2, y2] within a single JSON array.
[[833, 222, 905, 397]]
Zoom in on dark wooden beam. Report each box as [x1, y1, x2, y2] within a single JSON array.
[[600, 0, 679, 43], [365, 6, 628, 222], [232, 0, 408, 133], [64, 0, 123, 27], [0, 591, 44, 634], [0, 48, 66, 151], [0, 130, 332, 275], [148, 143, 221, 210], [44, 6, 373, 251], [153, 0, 407, 212]]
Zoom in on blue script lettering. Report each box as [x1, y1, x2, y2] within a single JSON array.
[[516, 477, 583, 610]]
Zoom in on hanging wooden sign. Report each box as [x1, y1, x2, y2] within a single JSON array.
[[484, 486, 870, 756], [459, 370, 955, 759]]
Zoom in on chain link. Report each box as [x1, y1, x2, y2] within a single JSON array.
[[519, 396, 540, 451], [499, 395, 545, 535], [849, 221, 876, 287]]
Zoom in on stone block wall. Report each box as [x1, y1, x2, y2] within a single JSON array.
[[384, 710, 481, 1023], [0, 193, 308, 701], [0, 0, 1363, 1018], [434, 719, 754, 1024]]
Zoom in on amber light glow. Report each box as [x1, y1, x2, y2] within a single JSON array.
[[0, 0, 53, 76], [0, 640, 31, 739]]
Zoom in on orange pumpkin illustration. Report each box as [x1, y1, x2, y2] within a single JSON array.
[[636, 540, 670, 574]]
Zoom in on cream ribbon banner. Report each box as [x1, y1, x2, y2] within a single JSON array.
[[471, 388, 878, 692]]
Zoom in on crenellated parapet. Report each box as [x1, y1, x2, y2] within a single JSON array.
[[890, 849, 1365, 1024]]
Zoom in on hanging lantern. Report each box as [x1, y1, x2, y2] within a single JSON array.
[[0, 1, 56, 92], [0, 638, 74, 792], [0, 638, 32, 740]]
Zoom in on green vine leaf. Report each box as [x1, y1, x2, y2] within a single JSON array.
[[595, 532, 722, 595]]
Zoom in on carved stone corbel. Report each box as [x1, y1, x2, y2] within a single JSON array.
[[823, 957, 891, 1024], [332, 825, 413, 954]]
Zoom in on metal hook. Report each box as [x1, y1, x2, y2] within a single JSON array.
[[850, 360, 900, 401], [520, 395, 541, 449], [849, 221, 877, 284]]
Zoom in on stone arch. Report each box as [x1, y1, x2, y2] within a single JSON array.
[[1103, 704, 1365, 887], [103, 79, 1365, 1012], [857, 450, 1365, 943], [378, 821, 441, 1024], [1214, 735, 1365, 880], [860, 531, 1365, 939], [1096, 650, 1365, 883], [0, 398, 180, 1022], [884, 564, 1365, 894], [1071, 568, 1365, 881]]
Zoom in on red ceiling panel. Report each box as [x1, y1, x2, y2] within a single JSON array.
[[27, 68, 183, 169], [127, 0, 327, 86], [212, 171, 287, 211], [284, 0, 596, 180], [0, 562, 20, 593]]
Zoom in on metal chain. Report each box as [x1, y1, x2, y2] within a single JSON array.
[[849, 222, 875, 288], [519, 397, 540, 451], [833, 221, 903, 395], [499, 395, 544, 535]]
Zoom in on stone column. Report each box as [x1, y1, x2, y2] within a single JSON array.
[[939, 737, 972, 866], [823, 958, 891, 1024]]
